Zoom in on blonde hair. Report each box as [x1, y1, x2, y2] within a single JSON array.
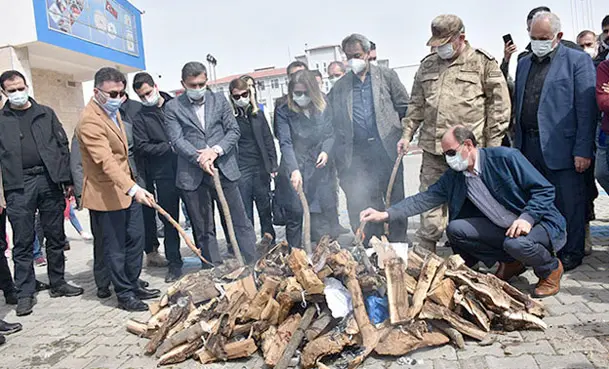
[[287, 70, 326, 113]]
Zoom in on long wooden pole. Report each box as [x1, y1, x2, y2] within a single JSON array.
[[151, 202, 214, 267], [212, 168, 245, 266], [384, 153, 404, 236], [296, 182, 312, 255]]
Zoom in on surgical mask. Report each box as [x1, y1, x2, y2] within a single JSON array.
[[348, 58, 367, 74], [234, 97, 250, 108], [584, 47, 598, 59], [446, 148, 469, 172], [186, 87, 206, 101], [141, 88, 160, 107], [293, 93, 311, 107], [8, 90, 29, 107], [95, 91, 122, 114], [437, 42, 456, 60], [530, 39, 555, 58]]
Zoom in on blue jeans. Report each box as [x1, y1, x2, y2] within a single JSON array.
[[33, 235, 42, 259]]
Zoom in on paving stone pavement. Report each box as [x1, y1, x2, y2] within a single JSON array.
[[1, 154, 609, 368]]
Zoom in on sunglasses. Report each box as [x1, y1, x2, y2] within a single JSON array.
[[5, 87, 26, 94], [231, 91, 249, 100], [293, 91, 309, 97], [100, 89, 126, 99], [443, 145, 462, 157]]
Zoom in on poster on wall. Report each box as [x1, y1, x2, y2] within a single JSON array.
[[46, 0, 139, 57]]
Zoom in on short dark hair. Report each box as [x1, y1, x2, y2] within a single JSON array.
[[327, 61, 346, 74], [602, 15, 609, 28], [94, 67, 125, 89], [132, 72, 155, 91], [453, 126, 478, 147], [181, 62, 207, 81], [342, 34, 371, 53], [370, 41, 377, 51], [287, 61, 308, 76], [577, 30, 596, 42], [528, 6, 551, 22], [0, 70, 27, 89]]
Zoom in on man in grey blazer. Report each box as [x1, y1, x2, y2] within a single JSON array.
[[329, 33, 410, 243], [164, 62, 256, 264]]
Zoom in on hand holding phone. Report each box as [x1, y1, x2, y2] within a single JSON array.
[[502, 34, 517, 62], [503, 34, 513, 45]]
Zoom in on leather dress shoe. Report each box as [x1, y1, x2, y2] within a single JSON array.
[[0, 320, 22, 335], [560, 255, 583, 272], [534, 260, 564, 298], [118, 296, 148, 312], [35, 280, 50, 292], [50, 283, 84, 298], [165, 268, 182, 284], [4, 290, 17, 305], [138, 279, 149, 288], [136, 286, 161, 300], [97, 288, 112, 299], [16, 297, 36, 316], [495, 261, 526, 281]]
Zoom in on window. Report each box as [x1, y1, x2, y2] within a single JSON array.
[[323, 62, 327, 71], [271, 79, 279, 89], [259, 82, 265, 91], [316, 63, 319, 70]]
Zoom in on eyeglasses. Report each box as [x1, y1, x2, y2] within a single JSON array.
[[231, 91, 249, 100], [293, 91, 309, 97], [5, 87, 26, 94], [443, 145, 461, 157], [100, 89, 126, 99]]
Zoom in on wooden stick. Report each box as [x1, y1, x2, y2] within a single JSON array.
[[296, 182, 312, 255], [151, 202, 213, 267], [354, 221, 374, 274], [212, 168, 244, 266], [384, 152, 404, 236], [275, 306, 316, 369]]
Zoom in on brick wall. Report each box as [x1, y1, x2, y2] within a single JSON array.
[[31, 68, 84, 140]]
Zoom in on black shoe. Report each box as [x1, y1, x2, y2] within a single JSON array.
[[165, 268, 182, 283], [96, 288, 112, 299], [138, 279, 149, 288], [4, 290, 17, 305], [50, 283, 84, 298], [118, 296, 148, 312], [136, 286, 161, 300], [16, 297, 36, 317], [35, 280, 50, 292], [0, 320, 22, 335], [0, 334, 4, 346], [560, 255, 583, 272]]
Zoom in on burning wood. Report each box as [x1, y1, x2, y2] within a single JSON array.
[[125, 236, 547, 367]]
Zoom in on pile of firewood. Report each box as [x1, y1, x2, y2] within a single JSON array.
[[125, 235, 547, 368]]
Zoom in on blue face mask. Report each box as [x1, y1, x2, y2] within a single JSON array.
[[103, 97, 123, 113], [186, 87, 206, 101]]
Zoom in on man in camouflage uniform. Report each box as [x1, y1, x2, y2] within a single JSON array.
[[397, 14, 511, 251]]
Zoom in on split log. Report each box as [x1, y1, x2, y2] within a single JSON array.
[[407, 250, 424, 277], [375, 329, 449, 356], [196, 338, 258, 364], [413, 245, 444, 264], [148, 307, 172, 330], [146, 300, 189, 356], [205, 314, 233, 360], [166, 321, 185, 339], [430, 320, 465, 349], [149, 302, 161, 316], [126, 319, 154, 339], [317, 266, 334, 280], [500, 280, 545, 317], [232, 320, 270, 341], [301, 332, 360, 368], [260, 297, 280, 325], [288, 248, 325, 295], [419, 301, 488, 341], [446, 254, 466, 270], [454, 289, 491, 332], [275, 306, 317, 369], [159, 294, 169, 308], [213, 168, 245, 265], [156, 321, 211, 358], [501, 311, 547, 331], [430, 260, 449, 293], [275, 277, 304, 324], [445, 270, 512, 313], [262, 313, 302, 367], [305, 310, 333, 341], [385, 258, 410, 325], [407, 256, 442, 319], [240, 276, 280, 321], [157, 339, 203, 366], [166, 271, 219, 305], [427, 278, 456, 309]]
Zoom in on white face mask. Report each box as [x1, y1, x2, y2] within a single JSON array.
[[234, 97, 250, 108], [584, 47, 598, 59], [446, 147, 469, 172], [530, 38, 555, 57], [293, 93, 311, 107], [8, 90, 29, 107], [348, 58, 367, 74], [437, 42, 456, 60], [141, 88, 160, 107]]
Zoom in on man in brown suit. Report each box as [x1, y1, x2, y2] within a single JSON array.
[[76, 67, 158, 312]]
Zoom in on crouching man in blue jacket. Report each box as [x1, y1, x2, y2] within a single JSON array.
[[361, 126, 566, 298]]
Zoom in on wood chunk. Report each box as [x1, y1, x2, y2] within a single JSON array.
[[446, 254, 466, 270], [375, 329, 449, 356], [126, 319, 154, 338], [156, 321, 210, 358], [166, 270, 219, 304], [196, 338, 258, 364], [429, 260, 449, 293], [301, 332, 360, 368], [501, 311, 547, 331], [240, 276, 280, 321], [149, 302, 161, 316], [385, 258, 410, 325], [430, 320, 465, 349], [427, 278, 456, 309], [145, 302, 189, 356], [260, 297, 280, 325], [500, 280, 546, 317], [316, 265, 334, 280], [407, 249, 424, 276], [455, 289, 491, 332], [419, 301, 488, 341], [148, 307, 171, 330], [158, 339, 203, 366], [305, 310, 333, 341], [445, 269, 512, 313], [263, 313, 302, 367], [407, 256, 442, 319], [288, 248, 325, 295], [275, 306, 317, 369], [223, 274, 258, 300]]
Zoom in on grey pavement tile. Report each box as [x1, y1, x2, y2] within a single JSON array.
[[502, 339, 555, 356], [547, 302, 593, 316], [409, 345, 458, 361], [550, 337, 608, 355], [543, 313, 582, 327], [486, 354, 539, 369], [534, 353, 594, 369], [434, 359, 461, 369], [456, 342, 505, 360], [459, 355, 489, 369]]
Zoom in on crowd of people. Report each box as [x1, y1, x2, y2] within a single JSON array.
[[0, 5, 608, 347]]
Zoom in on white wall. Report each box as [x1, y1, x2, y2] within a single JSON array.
[[0, 0, 38, 47]]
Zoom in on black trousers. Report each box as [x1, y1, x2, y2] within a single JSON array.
[[523, 134, 586, 262], [584, 162, 598, 222], [285, 210, 334, 249], [0, 211, 15, 294], [182, 175, 257, 264], [155, 179, 182, 270], [5, 172, 66, 298], [237, 168, 275, 240], [143, 177, 160, 254], [90, 201, 144, 300]]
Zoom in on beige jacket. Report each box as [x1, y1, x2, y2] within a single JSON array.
[[402, 44, 511, 155]]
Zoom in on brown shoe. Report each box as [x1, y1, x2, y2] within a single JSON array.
[[495, 261, 526, 281], [534, 260, 563, 298]]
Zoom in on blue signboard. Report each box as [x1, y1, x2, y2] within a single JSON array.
[[33, 0, 145, 70]]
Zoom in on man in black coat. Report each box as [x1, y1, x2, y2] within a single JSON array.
[[132, 73, 183, 282], [0, 70, 83, 316]]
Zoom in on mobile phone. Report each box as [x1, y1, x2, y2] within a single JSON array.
[[503, 34, 513, 45]]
